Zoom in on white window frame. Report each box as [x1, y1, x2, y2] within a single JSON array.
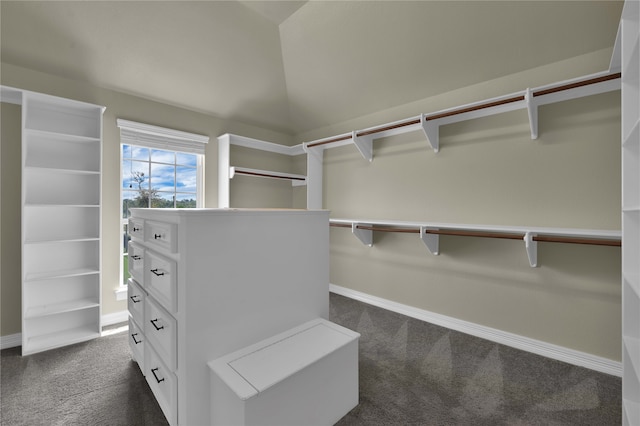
[[115, 119, 208, 300]]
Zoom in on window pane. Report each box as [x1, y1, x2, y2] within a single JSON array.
[[121, 141, 202, 286], [151, 163, 175, 192], [122, 190, 147, 218], [176, 152, 197, 167], [122, 160, 149, 190], [176, 166, 197, 192], [123, 254, 130, 284], [151, 149, 175, 164], [152, 192, 175, 208], [130, 146, 149, 161], [176, 193, 197, 208]]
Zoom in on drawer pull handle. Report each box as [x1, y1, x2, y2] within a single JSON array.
[[151, 367, 165, 383], [132, 227, 140, 232], [131, 333, 141, 344], [150, 268, 165, 277], [130, 295, 141, 303], [150, 318, 164, 330], [130, 255, 141, 260], [154, 233, 162, 240]]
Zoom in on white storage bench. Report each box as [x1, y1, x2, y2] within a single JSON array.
[[208, 318, 360, 426]]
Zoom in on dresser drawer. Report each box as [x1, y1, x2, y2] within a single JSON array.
[[145, 220, 178, 253], [128, 316, 145, 374], [127, 242, 145, 284], [128, 217, 145, 241], [145, 250, 177, 313], [145, 296, 177, 372], [145, 344, 177, 426], [127, 278, 145, 325]]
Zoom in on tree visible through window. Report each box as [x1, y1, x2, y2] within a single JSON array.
[[122, 145, 198, 213], [121, 144, 201, 284]]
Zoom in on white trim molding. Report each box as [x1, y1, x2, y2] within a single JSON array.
[[117, 119, 209, 154], [115, 285, 127, 301], [329, 284, 622, 377], [0, 333, 21, 350], [102, 310, 129, 327]]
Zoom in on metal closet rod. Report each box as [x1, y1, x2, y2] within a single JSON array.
[[233, 170, 306, 181], [329, 223, 621, 247], [306, 72, 622, 149]]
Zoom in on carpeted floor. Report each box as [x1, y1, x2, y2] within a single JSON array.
[[1, 293, 621, 425], [330, 294, 621, 426]]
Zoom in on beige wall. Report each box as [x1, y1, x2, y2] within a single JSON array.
[[0, 62, 293, 336], [1, 46, 623, 362], [1, 102, 22, 336], [296, 49, 622, 361]]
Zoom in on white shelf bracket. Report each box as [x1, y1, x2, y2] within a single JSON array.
[[352, 131, 373, 162], [420, 114, 439, 153], [524, 232, 538, 267], [420, 226, 440, 255], [525, 88, 539, 140], [352, 223, 373, 247]]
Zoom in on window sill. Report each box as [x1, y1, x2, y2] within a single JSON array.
[[115, 285, 127, 301]]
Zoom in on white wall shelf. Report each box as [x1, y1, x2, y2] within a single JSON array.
[[219, 70, 623, 211], [24, 299, 100, 319], [229, 166, 307, 186], [218, 133, 306, 208], [23, 320, 101, 355], [330, 218, 621, 268], [301, 71, 621, 161], [1, 85, 105, 356]]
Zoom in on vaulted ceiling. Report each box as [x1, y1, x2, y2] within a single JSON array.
[[0, 1, 623, 135]]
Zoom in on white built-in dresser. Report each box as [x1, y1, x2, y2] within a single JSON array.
[[127, 208, 329, 425]]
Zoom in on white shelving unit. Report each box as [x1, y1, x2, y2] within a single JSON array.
[[330, 218, 621, 268], [219, 69, 621, 211], [217, 133, 305, 208], [621, 0, 640, 424], [1, 86, 105, 355]]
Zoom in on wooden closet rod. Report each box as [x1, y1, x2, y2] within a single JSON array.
[[306, 134, 353, 148], [425, 95, 526, 121], [305, 72, 621, 149], [329, 223, 621, 247], [233, 170, 306, 181], [357, 118, 422, 137], [356, 225, 421, 234], [532, 72, 621, 97]]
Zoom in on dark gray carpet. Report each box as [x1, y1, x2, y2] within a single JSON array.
[[330, 293, 621, 426], [1, 329, 168, 426], [1, 293, 621, 425]]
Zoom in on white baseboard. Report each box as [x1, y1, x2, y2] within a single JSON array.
[[329, 284, 622, 377], [102, 310, 129, 327], [0, 311, 129, 351], [0, 333, 21, 350]]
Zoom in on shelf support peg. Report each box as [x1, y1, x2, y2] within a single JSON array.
[[526, 88, 539, 139], [420, 114, 439, 153], [353, 131, 373, 162], [524, 232, 538, 267], [420, 226, 439, 255], [352, 223, 373, 247]]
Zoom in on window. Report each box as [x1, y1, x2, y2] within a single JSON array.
[[117, 119, 208, 298], [122, 145, 199, 212]]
